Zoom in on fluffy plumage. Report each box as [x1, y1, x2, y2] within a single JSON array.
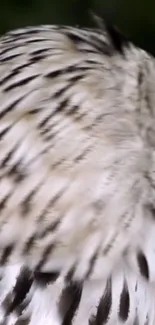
[[0, 18, 154, 324]]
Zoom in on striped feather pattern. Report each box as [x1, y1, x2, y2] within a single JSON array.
[[0, 20, 154, 324]]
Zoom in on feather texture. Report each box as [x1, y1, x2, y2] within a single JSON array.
[[0, 20, 154, 324]]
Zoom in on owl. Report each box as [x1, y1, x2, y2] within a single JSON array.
[[0, 15, 154, 325]]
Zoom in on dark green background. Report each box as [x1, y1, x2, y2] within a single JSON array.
[[0, 0, 155, 55]]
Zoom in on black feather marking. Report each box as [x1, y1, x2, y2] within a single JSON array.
[[35, 242, 57, 271], [65, 105, 79, 117], [65, 265, 76, 283], [5, 267, 33, 315], [0, 193, 11, 214], [21, 191, 35, 216], [137, 251, 149, 280], [66, 31, 112, 56], [103, 234, 116, 255], [26, 38, 50, 44], [73, 112, 86, 122], [28, 108, 40, 115], [9, 29, 40, 37], [55, 99, 69, 114], [1, 144, 19, 168], [2, 292, 12, 314], [85, 249, 98, 278], [3, 75, 40, 92], [0, 45, 20, 56], [30, 48, 50, 56], [0, 70, 20, 87], [69, 74, 84, 83], [22, 234, 36, 255], [53, 84, 71, 99], [138, 70, 144, 86], [64, 65, 79, 73], [65, 32, 85, 45], [59, 281, 82, 325], [37, 112, 57, 130], [8, 163, 26, 183], [0, 53, 22, 63], [12, 62, 33, 71], [0, 94, 26, 120], [14, 317, 30, 325], [21, 182, 42, 217], [34, 271, 59, 286], [0, 124, 14, 140], [45, 64, 84, 79], [38, 219, 60, 239], [36, 197, 61, 223], [0, 244, 14, 265], [65, 65, 90, 74], [89, 278, 112, 325], [29, 55, 47, 63], [51, 73, 84, 100], [45, 69, 63, 79], [119, 280, 130, 321], [105, 24, 129, 55], [147, 203, 155, 219], [74, 146, 92, 164]]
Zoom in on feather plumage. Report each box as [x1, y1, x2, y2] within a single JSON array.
[[0, 19, 154, 324]]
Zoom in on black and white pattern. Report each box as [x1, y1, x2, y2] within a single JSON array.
[[0, 17, 154, 324]]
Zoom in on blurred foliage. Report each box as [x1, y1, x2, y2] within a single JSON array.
[[0, 0, 155, 55]]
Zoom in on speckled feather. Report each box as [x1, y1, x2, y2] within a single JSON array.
[[0, 18, 154, 324]]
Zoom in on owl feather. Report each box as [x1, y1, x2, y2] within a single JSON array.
[[0, 17, 154, 324]]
